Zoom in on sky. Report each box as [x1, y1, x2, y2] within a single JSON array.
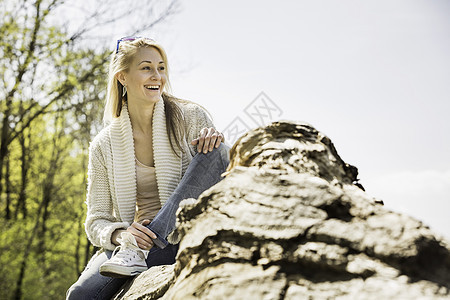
[[73, 0, 450, 238]]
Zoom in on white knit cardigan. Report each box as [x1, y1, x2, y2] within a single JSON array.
[[85, 98, 213, 250]]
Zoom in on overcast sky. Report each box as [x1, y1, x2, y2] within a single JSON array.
[[100, 0, 450, 238]]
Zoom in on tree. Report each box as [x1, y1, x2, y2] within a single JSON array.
[[0, 0, 179, 298]]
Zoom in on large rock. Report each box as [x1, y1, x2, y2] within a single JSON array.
[[118, 121, 450, 299]]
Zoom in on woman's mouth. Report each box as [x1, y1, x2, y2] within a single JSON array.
[[144, 85, 160, 91]]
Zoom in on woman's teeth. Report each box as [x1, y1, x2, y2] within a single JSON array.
[[145, 85, 159, 90]]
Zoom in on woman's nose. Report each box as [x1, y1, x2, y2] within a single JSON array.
[[151, 70, 161, 80]]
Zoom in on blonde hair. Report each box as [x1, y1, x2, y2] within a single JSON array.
[[104, 37, 185, 155]]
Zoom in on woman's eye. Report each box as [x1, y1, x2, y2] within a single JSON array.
[[159, 66, 165, 71], [142, 66, 151, 70]]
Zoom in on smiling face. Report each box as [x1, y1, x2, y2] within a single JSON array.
[[117, 47, 167, 106]]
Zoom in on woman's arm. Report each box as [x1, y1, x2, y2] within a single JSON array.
[[185, 104, 224, 154], [84, 139, 129, 251]]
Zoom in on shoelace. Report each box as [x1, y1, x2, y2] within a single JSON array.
[[111, 246, 141, 264]]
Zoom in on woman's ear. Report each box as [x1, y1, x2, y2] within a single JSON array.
[[115, 72, 127, 86]]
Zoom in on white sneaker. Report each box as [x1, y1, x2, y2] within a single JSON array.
[[99, 232, 149, 278]]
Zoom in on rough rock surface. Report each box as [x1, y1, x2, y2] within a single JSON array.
[[117, 121, 450, 300]]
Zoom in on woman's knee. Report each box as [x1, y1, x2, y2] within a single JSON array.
[[66, 283, 89, 300], [203, 143, 230, 165], [66, 277, 125, 300], [66, 252, 121, 300]]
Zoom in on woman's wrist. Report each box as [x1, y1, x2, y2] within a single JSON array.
[[111, 229, 127, 245]]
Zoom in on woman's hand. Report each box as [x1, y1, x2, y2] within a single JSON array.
[[191, 127, 224, 154], [127, 219, 156, 250]]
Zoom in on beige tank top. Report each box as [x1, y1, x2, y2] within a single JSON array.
[[135, 158, 161, 223]]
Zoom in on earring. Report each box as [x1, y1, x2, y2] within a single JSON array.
[[122, 86, 127, 97]]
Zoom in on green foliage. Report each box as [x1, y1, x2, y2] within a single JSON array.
[[0, 109, 97, 299], [0, 0, 179, 298], [0, 1, 108, 299]]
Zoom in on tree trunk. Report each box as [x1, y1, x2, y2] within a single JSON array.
[[75, 153, 88, 275], [13, 197, 46, 300], [5, 153, 11, 220], [75, 219, 82, 276], [15, 131, 29, 219], [0, 105, 11, 215]]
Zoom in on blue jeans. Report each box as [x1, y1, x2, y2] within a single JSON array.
[[66, 244, 179, 300], [66, 144, 230, 300], [148, 143, 230, 248]]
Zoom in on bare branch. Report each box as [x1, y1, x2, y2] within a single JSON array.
[[8, 52, 111, 144], [129, 0, 180, 35]]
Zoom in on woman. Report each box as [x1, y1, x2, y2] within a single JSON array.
[[66, 37, 229, 299]]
